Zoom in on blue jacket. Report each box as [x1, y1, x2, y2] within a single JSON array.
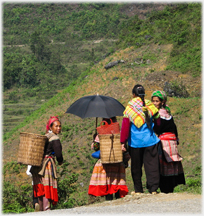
[[128, 120, 160, 148]]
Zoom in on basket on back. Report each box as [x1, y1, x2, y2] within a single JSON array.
[[18, 132, 48, 166], [98, 134, 122, 164]]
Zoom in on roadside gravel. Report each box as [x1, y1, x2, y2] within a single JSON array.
[[5, 192, 202, 215]]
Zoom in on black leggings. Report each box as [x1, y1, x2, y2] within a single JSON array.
[[33, 190, 38, 208], [105, 190, 120, 200], [129, 144, 160, 193]]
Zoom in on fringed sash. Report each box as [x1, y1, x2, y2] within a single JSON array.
[[38, 156, 57, 179]]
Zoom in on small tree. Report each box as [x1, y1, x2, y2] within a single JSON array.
[[30, 31, 51, 63]]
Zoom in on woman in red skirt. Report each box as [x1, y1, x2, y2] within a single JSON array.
[[31, 116, 63, 211], [88, 117, 129, 201]]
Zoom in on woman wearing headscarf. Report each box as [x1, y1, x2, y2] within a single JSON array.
[[151, 90, 185, 193], [31, 116, 63, 211], [120, 84, 160, 195]]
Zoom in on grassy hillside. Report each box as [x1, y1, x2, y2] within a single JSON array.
[[117, 3, 201, 77], [3, 3, 168, 44], [3, 44, 201, 213], [3, 39, 118, 134], [2, 2, 170, 134], [2, 3, 201, 213], [3, 3, 201, 135]]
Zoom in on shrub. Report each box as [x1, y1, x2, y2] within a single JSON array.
[[3, 160, 78, 213], [174, 176, 202, 194], [3, 181, 33, 213], [55, 173, 79, 209]]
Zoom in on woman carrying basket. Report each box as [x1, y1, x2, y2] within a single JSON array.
[[31, 116, 63, 211], [88, 117, 129, 202], [151, 90, 185, 193], [120, 84, 160, 195]]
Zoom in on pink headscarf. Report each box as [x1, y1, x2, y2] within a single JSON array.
[[46, 116, 59, 133]]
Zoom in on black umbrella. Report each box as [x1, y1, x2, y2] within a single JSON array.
[[65, 94, 125, 131]]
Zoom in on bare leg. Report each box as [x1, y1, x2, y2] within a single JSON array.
[[34, 203, 40, 212], [43, 196, 51, 211], [38, 196, 43, 211]]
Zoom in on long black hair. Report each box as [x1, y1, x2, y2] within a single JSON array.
[[102, 116, 117, 124], [132, 84, 151, 128]]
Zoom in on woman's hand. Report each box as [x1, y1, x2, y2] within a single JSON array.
[[91, 142, 94, 150], [121, 144, 127, 152]]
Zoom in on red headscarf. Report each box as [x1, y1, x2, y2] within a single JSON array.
[[46, 116, 59, 133]]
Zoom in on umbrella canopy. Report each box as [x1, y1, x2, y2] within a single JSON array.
[[66, 94, 125, 119]]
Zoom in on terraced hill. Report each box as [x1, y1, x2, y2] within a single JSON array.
[[3, 43, 201, 211], [2, 3, 201, 213]]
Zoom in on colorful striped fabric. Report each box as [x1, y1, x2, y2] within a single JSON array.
[[159, 132, 183, 163], [32, 157, 58, 205], [159, 153, 184, 177], [123, 97, 158, 128], [42, 160, 58, 204], [88, 159, 128, 197]]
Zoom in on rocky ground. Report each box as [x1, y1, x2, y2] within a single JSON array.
[[7, 192, 202, 215]]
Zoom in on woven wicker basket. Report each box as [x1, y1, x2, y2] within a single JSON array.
[[18, 132, 48, 166], [98, 134, 122, 164]]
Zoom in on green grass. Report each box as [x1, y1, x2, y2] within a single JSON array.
[[2, 3, 201, 213], [118, 3, 201, 77]]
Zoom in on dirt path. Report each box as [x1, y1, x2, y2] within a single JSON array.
[[54, 192, 202, 214], [3, 39, 118, 48], [7, 192, 202, 215], [91, 191, 201, 207]]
